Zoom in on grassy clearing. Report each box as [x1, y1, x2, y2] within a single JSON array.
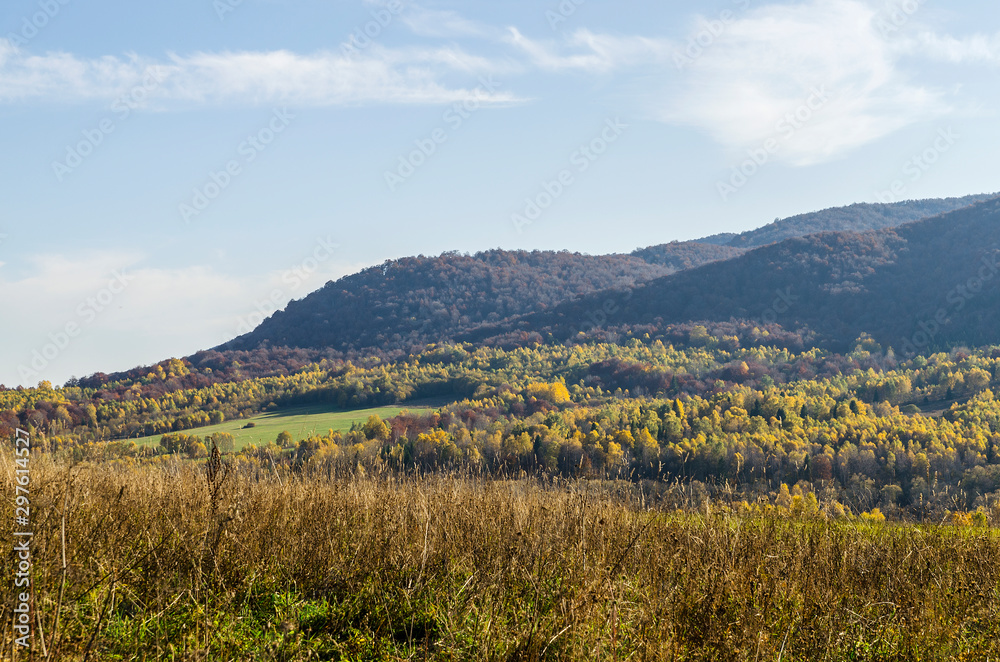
[[3, 454, 1000, 660], [127, 404, 429, 450]]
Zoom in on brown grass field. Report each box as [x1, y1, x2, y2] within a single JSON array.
[[3, 450, 1000, 660]]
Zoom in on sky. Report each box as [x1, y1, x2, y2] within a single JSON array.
[[1, 0, 999, 387]]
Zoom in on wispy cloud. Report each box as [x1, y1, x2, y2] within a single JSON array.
[[501, 0, 993, 165], [402, 7, 496, 39], [503, 27, 673, 73], [898, 31, 1000, 66], [0, 251, 358, 385], [0, 0, 994, 166], [661, 0, 952, 165], [0, 40, 520, 107]]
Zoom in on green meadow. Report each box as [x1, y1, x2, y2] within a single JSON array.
[[128, 404, 431, 451]]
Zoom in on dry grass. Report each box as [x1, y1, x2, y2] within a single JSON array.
[[3, 452, 1000, 660]]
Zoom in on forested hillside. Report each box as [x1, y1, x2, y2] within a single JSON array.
[[700, 193, 995, 248], [629, 240, 744, 270], [483, 197, 1000, 354], [219, 195, 992, 358], [218, 250, 675, 354], [13, 332, 1000, 521]]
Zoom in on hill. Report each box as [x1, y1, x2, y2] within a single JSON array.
[[476, 197, 1000, 354], [217, 195, 993, 357], [700, 194, 994, 249], [629, 241, 744, 270], [217, 249, 676, 354]]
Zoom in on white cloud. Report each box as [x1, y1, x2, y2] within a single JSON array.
[[661, 0, 951, 165], [0, 1, 992, 166], [502, 1, 952, 164], [402, 7, 496, 39], [0, 252, 359, 387], [504, 27, 673, 73], [0, 40, 521, 107], [899, 31, 1000, 66]]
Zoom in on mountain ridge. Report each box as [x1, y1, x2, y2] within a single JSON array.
[[219, 193, 996, 357], [692, 194, 995, 248], [471, 196, 1000, 354]]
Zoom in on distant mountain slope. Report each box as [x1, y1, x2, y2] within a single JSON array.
[[694, 232, 738, 246], [629, 241, 745, 271], [481, 197, 1000, 354], [217, 250, 674, 354], [218, 194, 996, 357], [700, 194, 995, 248], [634, 194, 994, 273]]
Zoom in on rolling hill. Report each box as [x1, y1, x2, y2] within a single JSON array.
[[217, 250, 677, 354], [694, 193, 995, 248], [474, 197, 1000, 354], [215, 196, 990, 353]]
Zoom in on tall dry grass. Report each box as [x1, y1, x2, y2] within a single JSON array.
[[3, 450, 1000, 660]]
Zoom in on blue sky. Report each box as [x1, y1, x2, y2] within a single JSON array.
[[1, 0, 999, 386]]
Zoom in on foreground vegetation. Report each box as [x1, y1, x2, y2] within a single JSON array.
[[11, 336, 1000, 521], [3, 454, 1000, 660]]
